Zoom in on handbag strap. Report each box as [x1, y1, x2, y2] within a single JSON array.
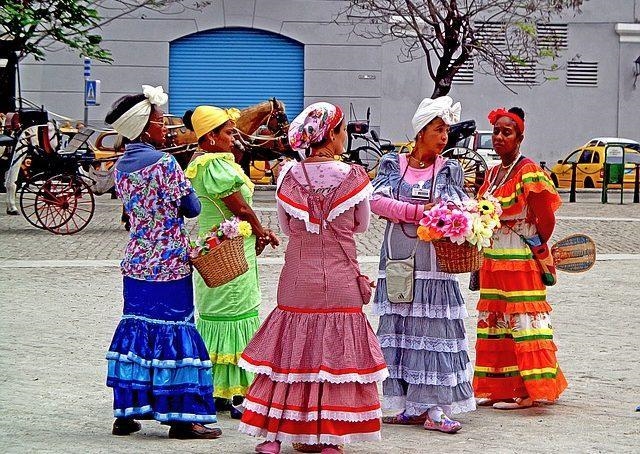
[[388, 155, 435, 259], [299, 161, 364, 277], [386, 223, 419, 260]]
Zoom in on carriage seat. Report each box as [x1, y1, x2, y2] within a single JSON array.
[[0, 134, 15, 148], [57, 128, 95, 158]]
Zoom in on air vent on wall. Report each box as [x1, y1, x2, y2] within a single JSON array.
[[502, 61, 537, 85], [537, 23, 568, 50], [566, 61, 598, 86], [475, 21, 506, 48], [452, 61, 474, 84]]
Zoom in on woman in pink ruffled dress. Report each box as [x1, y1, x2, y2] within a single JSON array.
[[238, 102, 388, 454]]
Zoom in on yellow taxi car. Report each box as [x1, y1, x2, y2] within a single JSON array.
[[550, 138, 640, 188]]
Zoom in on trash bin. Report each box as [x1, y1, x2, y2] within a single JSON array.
[[602, 145, 626, 204]]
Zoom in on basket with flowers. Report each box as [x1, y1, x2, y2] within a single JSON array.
[[417, 197, 502, 273], [189, 217, 253, 287]]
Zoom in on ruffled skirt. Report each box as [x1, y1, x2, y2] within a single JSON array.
[[238, 306, 388, 444], [473, 253, 568, 401], [373, 277, 476, 416], [106, 276, 217, 423], [196, 311, 260, 399]]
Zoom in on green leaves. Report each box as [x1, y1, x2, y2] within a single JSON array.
[[1, 1, 112, 62]]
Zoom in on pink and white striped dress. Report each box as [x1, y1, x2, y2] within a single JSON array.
[[238, 161, 388, 446]]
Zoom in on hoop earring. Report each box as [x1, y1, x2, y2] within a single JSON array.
[[209, 138, 216, 146]]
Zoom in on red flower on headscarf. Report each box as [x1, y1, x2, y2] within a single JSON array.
[[488, 108, 525, 134]]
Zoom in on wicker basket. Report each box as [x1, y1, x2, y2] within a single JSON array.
[[432, 240, 483, 274], [191, 236, 248, 287]]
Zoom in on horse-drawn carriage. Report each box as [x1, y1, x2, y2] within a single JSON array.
[[1, 99, 292, 234], [1, 109, 114, 234], [2, 99, 488, 235]]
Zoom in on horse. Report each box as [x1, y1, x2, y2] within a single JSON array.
[[164, 97, 294, 173], [4, 121, 60, 215]]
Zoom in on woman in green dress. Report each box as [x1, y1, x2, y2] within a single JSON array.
[[183, 105, 280, 418]]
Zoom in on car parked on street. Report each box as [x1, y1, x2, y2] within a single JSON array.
[[550, 138, 640, 188], [454, 130, 501, 168]]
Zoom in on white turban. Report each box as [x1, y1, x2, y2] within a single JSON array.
[[411, 96, 461, 137], [111, 85, 168, 140]]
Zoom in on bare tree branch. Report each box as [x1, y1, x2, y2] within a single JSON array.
[[337, 0, 584, 97]]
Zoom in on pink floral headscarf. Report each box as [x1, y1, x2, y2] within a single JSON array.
[[288, 102, 344, 158]]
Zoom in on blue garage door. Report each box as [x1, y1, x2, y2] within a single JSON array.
[[169, 27, 304, 119]]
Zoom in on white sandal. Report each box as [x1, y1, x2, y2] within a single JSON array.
[[492, 397, 534, 410]]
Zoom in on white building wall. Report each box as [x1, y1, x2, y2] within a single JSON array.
[[18, 0, 640, 163]]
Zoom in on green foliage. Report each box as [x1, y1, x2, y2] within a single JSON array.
[[0, 0, 113, 62]]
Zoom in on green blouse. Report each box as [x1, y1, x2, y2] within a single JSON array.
[[186, 152, 260, 317]]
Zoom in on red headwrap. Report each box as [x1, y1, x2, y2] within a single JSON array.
[[488, 108, 525, 134]]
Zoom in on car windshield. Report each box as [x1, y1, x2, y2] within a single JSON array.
[[625, 152, 640, 164], [564, 150, 581, 163], [477, 133, 493, 150]]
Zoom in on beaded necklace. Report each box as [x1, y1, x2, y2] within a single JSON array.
[[486, 153, 522, 195]]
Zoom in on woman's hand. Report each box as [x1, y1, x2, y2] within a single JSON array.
[[422, 203, 434, 213], [255, 229, 280, 256]]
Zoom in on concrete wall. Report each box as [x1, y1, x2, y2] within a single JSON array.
[[18, 0, 640, 163]]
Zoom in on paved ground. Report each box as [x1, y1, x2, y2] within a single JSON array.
[[1, 191, 639, 453]]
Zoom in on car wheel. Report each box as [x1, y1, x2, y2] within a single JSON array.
[[584, 177, 595, 188], [551, 174, 559, 188]]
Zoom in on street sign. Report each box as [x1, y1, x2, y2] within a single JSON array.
[[83, 57, 91, 77], [84, 79, 101, 106]]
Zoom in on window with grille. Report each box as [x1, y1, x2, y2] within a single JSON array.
[[537, 23, 568, 50], [452, 60, 474, 84], [503, 61, 537, 85], [566, 61, 598, 86]]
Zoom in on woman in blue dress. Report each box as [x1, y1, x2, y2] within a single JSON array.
[[104, 85, 220, 439], [370, 97, 475, 433]]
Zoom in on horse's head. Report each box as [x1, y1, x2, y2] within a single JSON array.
[[234, 98, 298, 161], [267, 97, 289, 139]]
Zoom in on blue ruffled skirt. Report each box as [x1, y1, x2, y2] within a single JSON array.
[[106, 276, 217, 423]]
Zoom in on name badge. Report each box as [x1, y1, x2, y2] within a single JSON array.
[[411, 187, 431, 199]]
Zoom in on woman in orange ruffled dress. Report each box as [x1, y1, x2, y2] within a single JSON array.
[[473, 107, 567, 410]]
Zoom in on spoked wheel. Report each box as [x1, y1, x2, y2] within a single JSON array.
[[442, 147, 488, 196], [356, 146, 383, 178], [34, 174, 95, 235], [18, 174, 49, 229]]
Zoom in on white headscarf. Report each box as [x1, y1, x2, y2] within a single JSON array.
[[411, 96, 461, 137], [111, 85, 168, 140]]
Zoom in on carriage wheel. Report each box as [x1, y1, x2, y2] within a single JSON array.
[[441, 147, 488, 196], [18, 174, 49, 229], [357, 146, 384, 177], [34, 174, 95, 235]]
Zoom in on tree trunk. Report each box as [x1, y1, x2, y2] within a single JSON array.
[[431, 81, 451, 98], [0, 42, 18, 112]]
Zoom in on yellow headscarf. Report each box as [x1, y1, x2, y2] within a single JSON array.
[[191, 105, 241, 140]]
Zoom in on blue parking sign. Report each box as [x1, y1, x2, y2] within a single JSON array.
[[85, 79, 101, 106]]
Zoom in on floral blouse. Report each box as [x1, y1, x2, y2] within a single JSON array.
[[114, 153, 192, 281]]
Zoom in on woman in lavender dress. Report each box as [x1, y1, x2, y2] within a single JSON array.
[[371, 96, 475, 433]]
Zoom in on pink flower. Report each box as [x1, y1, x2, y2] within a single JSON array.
[[219, 217, 240, 238], [419, 202, 450, 235], [440, 208, 472, 244]]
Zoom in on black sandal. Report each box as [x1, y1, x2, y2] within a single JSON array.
[[112, 418, 141, 436]]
